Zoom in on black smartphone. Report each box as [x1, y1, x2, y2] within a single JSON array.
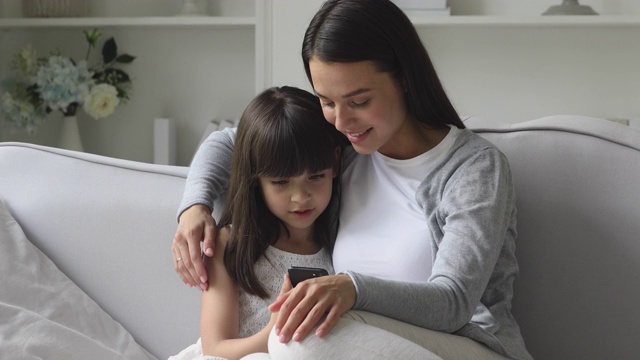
[[288, 266, 329, 287]]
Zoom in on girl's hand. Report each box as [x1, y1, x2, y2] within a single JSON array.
[[268, 274, 356, 343], [172, 204, 217, 290]]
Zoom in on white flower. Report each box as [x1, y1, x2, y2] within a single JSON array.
[[83, 83, 120, 119]]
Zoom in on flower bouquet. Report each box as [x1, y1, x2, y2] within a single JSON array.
[[0, 29, 135, 134]]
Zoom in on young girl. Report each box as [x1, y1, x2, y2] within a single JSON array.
[[170, 86, 343, 360]]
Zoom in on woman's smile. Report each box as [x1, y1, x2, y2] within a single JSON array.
[[345, 127, 373, 143]]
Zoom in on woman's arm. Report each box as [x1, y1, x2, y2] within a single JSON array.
[[271, 146, 516, 341], [172, 128, 237, 289], [177, 127, 237, 220], [351, 148, 516, 332]]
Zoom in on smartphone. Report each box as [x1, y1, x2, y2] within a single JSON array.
[[288, 266, 329, 287]]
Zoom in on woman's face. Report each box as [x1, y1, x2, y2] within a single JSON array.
[[309, 59, 412, 158]]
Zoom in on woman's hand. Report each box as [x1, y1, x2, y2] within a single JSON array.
[[172, 204, 217, 290], [267, 274, 294, 328], [268, 274, 356, 343]]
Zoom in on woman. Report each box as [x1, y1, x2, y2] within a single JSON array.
[[173, 1, 531, 359]]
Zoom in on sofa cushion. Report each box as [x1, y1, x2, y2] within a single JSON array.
[[0, 196, 155, 360]]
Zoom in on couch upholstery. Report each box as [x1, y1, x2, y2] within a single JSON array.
[[466, 115, 640, 360], [0, 145, 200, 359], [0, 115, 638, 359]]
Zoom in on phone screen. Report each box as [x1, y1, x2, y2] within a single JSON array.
[[288, 266, 329, 287]]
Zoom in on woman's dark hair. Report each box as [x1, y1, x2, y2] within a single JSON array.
[[302, 0, 464, 129], [219, 86, 343, 298]]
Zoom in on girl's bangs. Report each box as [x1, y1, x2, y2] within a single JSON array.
[[253, 116, 335, 179]]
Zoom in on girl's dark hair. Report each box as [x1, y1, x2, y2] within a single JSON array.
[[302, 0, 464, 130], [219, 86, 343, 298]]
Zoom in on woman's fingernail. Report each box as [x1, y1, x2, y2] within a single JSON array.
[[205, 248, 214, 256], [199, 283, 207, 291], [279, 334, 287, 343], [274, 327, 281, 336], [316, 328, 325, 337], [200, 276, 207, 283], [292, 333, 301, 342]]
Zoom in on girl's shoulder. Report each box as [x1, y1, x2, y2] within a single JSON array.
[[216, 225, 231, 248], [207, 225, 231, 270]]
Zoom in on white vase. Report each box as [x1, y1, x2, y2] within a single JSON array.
[[58, 115, 84, 152]]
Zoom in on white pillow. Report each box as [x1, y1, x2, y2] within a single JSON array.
[[0, 197, 156, 360]]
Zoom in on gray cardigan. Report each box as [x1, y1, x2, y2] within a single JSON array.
[[179, 128, 532, 360]]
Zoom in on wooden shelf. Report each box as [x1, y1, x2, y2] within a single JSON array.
[[0, 16, 256, 29], [409, 15, 640, 27]]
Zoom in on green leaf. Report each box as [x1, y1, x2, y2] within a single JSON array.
[[116, 86, 128, 99], [115, 54, 136, 64], [102, 37, 117, 64]]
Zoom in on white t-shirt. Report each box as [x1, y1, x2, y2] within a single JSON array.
[[333, 126, 461, 282]]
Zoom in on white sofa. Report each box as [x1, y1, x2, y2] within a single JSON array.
[[1, 115, 639, 360]]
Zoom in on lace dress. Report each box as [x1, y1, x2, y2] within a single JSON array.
[[170, 246, 333, 360]]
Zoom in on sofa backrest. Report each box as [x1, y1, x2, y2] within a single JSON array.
[[467, 115, 640, 360], [0, 143, 199, 359]]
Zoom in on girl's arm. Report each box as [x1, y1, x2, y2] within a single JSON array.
[[201, 228, 290, 359]]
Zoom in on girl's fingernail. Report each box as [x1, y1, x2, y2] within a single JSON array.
[[200, 276, 207, 283], [316, 328, 325, 337], [279, 334, 287, 343], [292, 333, 301, 342], [274, 327, 281, 336]]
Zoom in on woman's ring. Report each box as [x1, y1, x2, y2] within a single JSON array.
[[176, 257, 182, 262]]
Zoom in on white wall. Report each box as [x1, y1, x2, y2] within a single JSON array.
[[422, 25, 640, 124]]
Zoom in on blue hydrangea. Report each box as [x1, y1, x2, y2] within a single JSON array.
[[1, 92, 44, 134], [34, 56, 93, 114]]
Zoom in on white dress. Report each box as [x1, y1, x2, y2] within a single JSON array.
[[169, 246, 333, 360]]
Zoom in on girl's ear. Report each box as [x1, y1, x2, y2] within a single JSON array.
[[332, 146, 341, 178]]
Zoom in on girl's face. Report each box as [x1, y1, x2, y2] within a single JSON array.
[[259, 167, 335, 236], [309, 59, 415, 159]]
